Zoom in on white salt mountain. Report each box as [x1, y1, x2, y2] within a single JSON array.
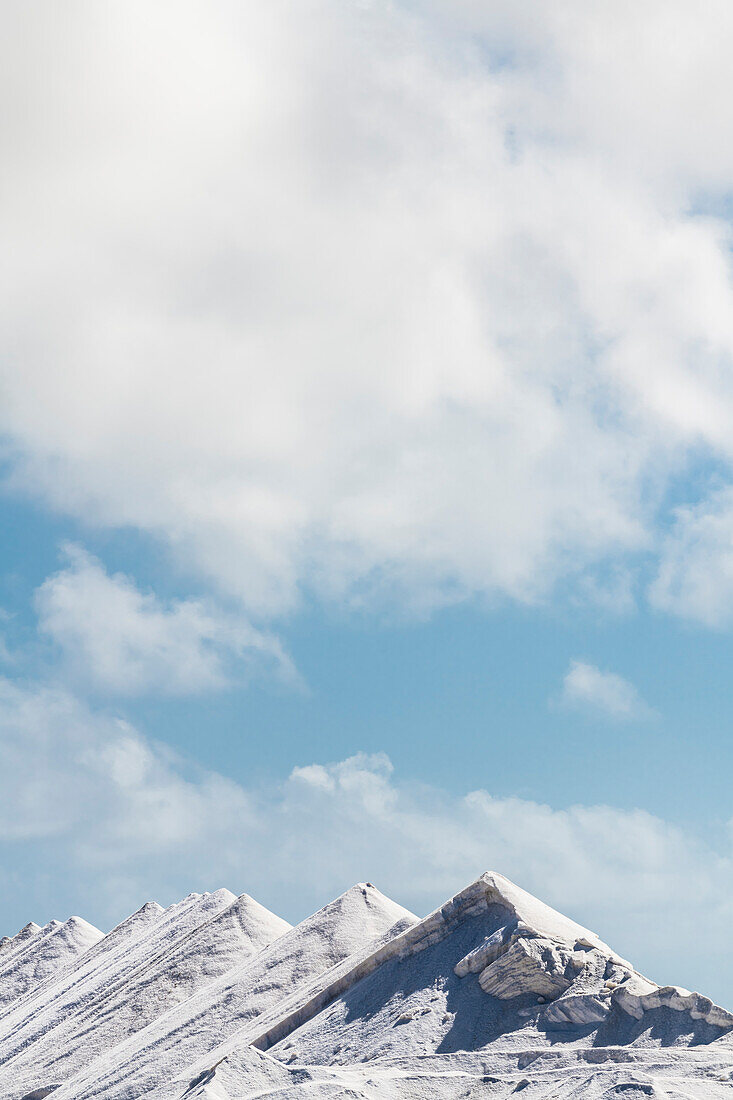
[[0, 874, 730, 1099]]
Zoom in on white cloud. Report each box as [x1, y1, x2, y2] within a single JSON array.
[[0, 610, 15, 667], [34, 545, 292, 695], [560, 659, 653, 721], [0, 676, 731, 1002], [0, 677, 252, 850], [650, 486, 733, 626], [2, 3, 733, 618]]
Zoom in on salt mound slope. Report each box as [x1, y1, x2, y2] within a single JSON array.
[[2, 873, 732, 1099], [0, 900, 164, 1035], [0, 889, 290, 1100]]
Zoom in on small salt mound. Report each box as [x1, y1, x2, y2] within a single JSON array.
[[0, 916, 102, 1011], [0, 922, 43, 966]]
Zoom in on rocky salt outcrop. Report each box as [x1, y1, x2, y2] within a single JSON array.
[[613, 978, 733, 1028], [446, 875, 733, 1036], [476, 935, 574, 999]]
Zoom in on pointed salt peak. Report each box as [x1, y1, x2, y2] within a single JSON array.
[[137, 900, 165, 916], [310, 881, 418, 934], [208, 887, 238, 906], [291, 883, 368, 930], [227, 892, 292, 938], [181, 888, 238, 918], [156, 891, 216, 923], [62, 915, 104, 941], [157, 888, 236, 923], [19, 921, 42, 936], [354, 881, 418, 922], [463, 872, 628, 963], [106, 899, 164, 938], [234, 891, 292, 926]]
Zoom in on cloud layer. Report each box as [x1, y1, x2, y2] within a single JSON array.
[[3, 2, 733, 619]]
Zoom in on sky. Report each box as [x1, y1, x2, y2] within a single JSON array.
[[2, 0, 733, 1007]]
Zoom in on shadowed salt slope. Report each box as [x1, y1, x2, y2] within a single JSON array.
[[0, 889, 291, 1100], [46, 884, 416, 1100], [3, 873, 733, 1099], [255, 872, 733, 1098]]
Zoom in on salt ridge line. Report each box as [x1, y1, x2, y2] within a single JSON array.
[[172, 871, 733, 1098], [0, 921, 42, 958], [54, 891, 294, 1050], [0, 895, 227, 1077], [0, 896, 196, 1058], [6, 874, 733, 1099], [0, 919, 68, 980], [0, 922, 44, 968]]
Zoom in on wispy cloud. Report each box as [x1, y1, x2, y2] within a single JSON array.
[[0, 610, 15, 667], [559, 659, 654, 721], [34, 545, 294, 696], [650, 486, 733, 627]]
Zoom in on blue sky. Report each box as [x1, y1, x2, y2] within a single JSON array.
[[2, 1, 733, 1009], [4, 488, 733, 830]]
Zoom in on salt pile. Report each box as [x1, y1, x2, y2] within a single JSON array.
[[1, 873, 731, 1098], [0, 889, 290, 1096], [0, 915, 102, 1011]]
